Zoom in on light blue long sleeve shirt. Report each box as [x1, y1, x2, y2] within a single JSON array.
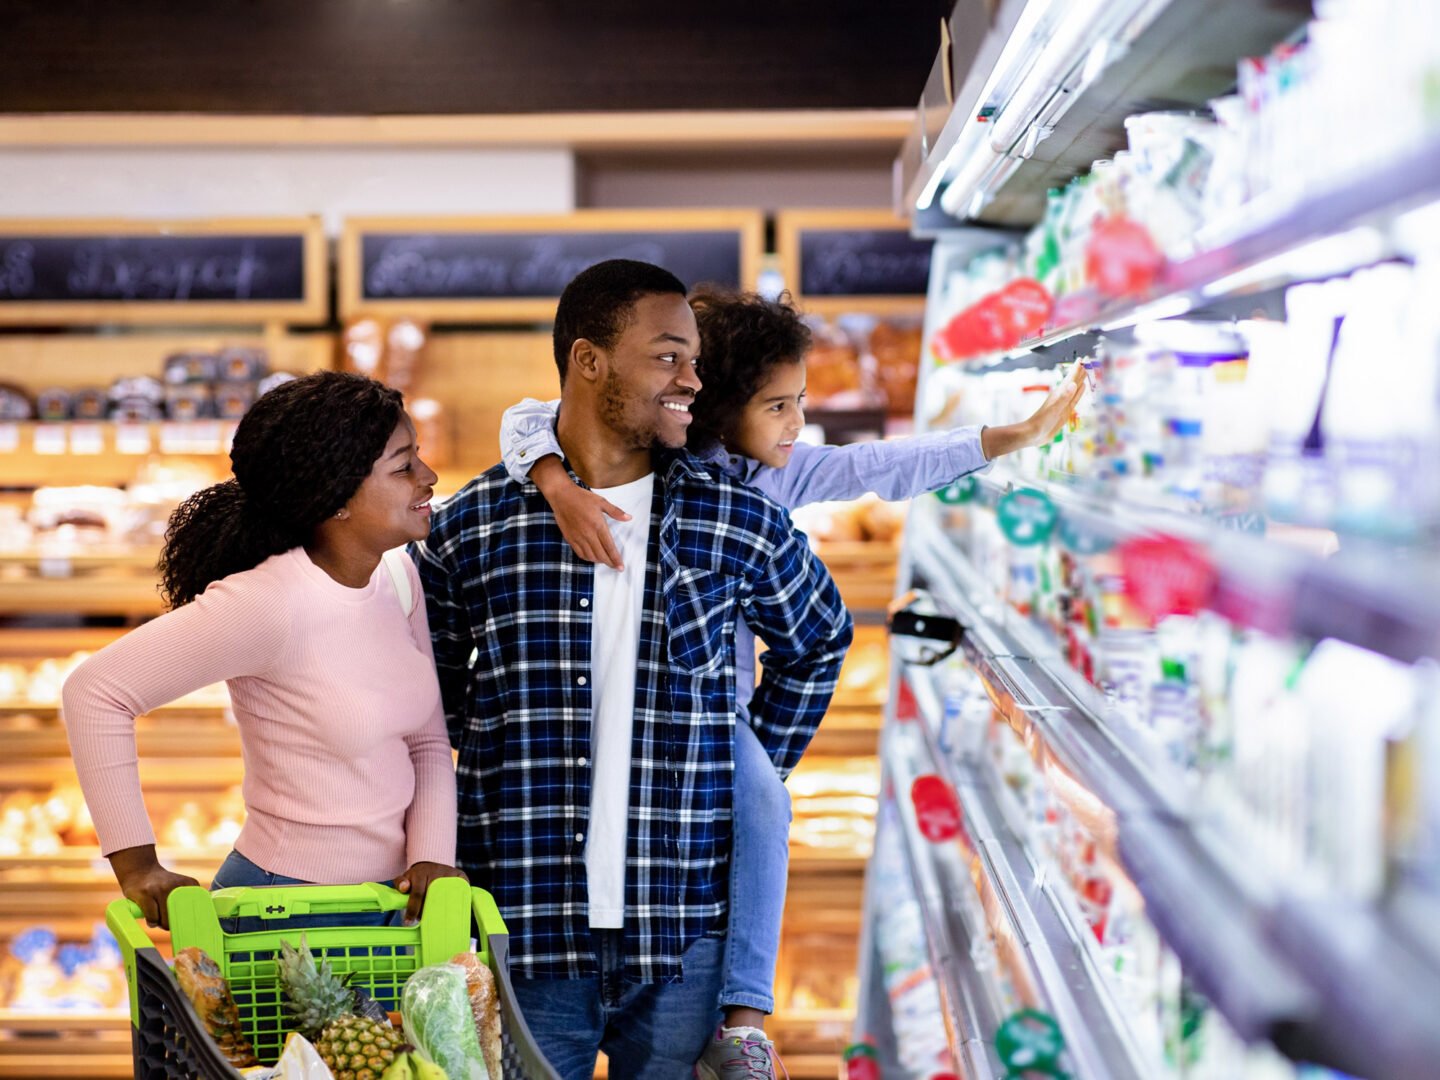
[[500, 397, 990, 721]]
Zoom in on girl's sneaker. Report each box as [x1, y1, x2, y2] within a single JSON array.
[[695, 1026, 786, 1080]]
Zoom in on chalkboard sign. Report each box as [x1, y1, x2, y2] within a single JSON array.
[[362, 232, 744, 300], [0, 235, 305, 303], [0, 219, 326, 325], [341, 212, 764, 322], [777, 211, 931, 316], [797, 229, 933, 297]]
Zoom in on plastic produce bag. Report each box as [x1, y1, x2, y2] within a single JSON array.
[[239, 1032, 333, 1079], [402, 962, 491, 1080]]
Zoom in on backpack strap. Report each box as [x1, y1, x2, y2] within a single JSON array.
[[382, 548, 415, 616]]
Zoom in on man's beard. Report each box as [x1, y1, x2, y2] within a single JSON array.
[[599, 369, 680, 450]]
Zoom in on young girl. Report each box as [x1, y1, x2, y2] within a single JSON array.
[[63, 371, 464, 932], [501, 289, 1085, 1080]]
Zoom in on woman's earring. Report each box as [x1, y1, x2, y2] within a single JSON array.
[[334, 509, 347, 520]]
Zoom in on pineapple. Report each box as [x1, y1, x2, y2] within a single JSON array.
[[276, 935, 405, 1080]]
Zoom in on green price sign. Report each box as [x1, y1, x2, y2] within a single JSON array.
[[935, 475, 978, 504], [996, 488, 1057, 546], [996, 1009, 1067, 1075]]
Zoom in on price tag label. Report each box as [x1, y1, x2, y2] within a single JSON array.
[[38, 556, 73, 579], [996, 488, 1058, 546], [0, 423, 18, 453], [33, 424, 67, 455], [69, 423, 104, 455], [160, 421, 221, 454], [117, 423, 152, 455]]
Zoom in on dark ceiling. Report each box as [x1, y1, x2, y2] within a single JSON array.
[[2, 1, 947, 115]]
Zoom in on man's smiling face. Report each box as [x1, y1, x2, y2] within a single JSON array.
[[596, 292, 703, 450]]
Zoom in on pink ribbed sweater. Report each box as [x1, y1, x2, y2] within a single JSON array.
[[61, 547, 456, 884]]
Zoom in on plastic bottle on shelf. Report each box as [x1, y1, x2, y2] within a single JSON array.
[[1226, 635, 1310, 879], [1295, 639, 1417, 901], [1320, 263, 1427, 540], [1262, 278, 1348, 527]]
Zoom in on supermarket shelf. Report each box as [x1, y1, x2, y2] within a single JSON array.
[[0, 758, 244, 788], [0, 420, 235, 489], [2, 718, 236, 759], [972, 467, 1440, 666], [0, 547, 160, 572], [0, 847, 230, 872], [901, 671, 1149, 1080], [882, 745, 1002, 1080], [0, 1011, 128, 1032], [974, 0, 1308, 228], [954, 128, 1440, 366], [0, 572, 163, 617], [907, 509, 1440, 1077]]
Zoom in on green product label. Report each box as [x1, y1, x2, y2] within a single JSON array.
[[996, 489, 1058, 547], [996, 1009, 1066, 1073], [936, 475, 978, 504], [842, 1043, 879, 1061]]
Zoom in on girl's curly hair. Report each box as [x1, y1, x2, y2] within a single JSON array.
[[157, 371, 404, 608], [687, 287, 811, 455]]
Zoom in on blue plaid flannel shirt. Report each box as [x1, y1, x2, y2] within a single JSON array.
[[412, 449, 852, 983]]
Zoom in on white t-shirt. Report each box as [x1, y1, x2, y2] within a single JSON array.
[[585, 473, 655, 928]]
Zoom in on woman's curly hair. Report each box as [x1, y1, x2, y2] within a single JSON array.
[[157, 371, 404, 608], [687, 286, 812, 455]]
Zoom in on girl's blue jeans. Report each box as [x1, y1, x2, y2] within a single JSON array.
[[721, 721, 792, 1016]]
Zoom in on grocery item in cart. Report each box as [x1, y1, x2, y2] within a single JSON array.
[[175, 947, 259, 1068]]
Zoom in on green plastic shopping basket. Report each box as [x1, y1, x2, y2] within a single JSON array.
[[105, 878, 558, 1079]]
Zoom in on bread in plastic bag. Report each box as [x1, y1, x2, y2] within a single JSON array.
[[450, 952, 503, 1080], [402, 962, 490, 1080]]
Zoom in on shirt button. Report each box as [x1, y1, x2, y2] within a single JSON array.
[[575, 832, 585, 843], [577, 756, 588, 767], [577, 676, 587, 686], [579, 598, 589, 608]]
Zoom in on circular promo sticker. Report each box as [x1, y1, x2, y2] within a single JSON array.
[[996, 488, 1058, 546], [996, 1009, 1066, 1073]]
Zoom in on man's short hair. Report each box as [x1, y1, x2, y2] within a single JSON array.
[[553, 259, 688, 384]]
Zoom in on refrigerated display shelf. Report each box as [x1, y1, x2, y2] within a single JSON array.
[[901, 670, 1160, 1080], [967, 466, 1440, 668], [944, 126, 1440, 370], [906, 511, 1440, 1078], [913, 0, 1308, 225], [883, 740, 1002, 1080]]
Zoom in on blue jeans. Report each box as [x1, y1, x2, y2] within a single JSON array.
[[208, 849, 399, 934], [721, 721, 792, 1015], [510, 929, 724, 1080]]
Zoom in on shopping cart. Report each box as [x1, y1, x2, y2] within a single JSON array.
[[106, 878, 558, 1079]]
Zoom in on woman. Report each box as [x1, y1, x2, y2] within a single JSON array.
[[63, 371, 462, 931]]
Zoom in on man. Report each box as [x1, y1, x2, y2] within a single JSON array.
[[413, 259, 853, 1080]]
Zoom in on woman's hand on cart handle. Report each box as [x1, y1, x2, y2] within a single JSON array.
[[395, 861, 469, 925], [109, 844, 200, 931]]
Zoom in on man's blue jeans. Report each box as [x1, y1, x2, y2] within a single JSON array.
[[509, 928, 725, 1080]]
